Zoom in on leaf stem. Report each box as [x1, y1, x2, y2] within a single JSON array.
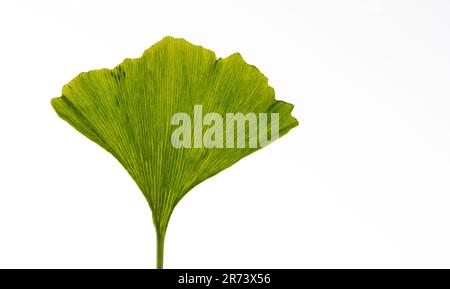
[[156, 229, 166, 269]]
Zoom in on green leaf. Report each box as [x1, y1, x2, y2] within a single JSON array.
[[51, 36, 299, 268]]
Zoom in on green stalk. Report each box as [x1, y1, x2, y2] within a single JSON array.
[[153, 207, 171, 269], [156, 229, 166, 269]]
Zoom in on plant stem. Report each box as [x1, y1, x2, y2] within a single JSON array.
[[152, 205, 174, 269], [156, 229, 166, 269]]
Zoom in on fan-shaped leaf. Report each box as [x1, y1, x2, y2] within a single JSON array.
[[51, 37, 299, 268]]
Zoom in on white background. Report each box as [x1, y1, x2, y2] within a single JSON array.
[[0, 0, 449, 268]]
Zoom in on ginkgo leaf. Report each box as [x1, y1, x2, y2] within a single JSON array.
[[51, 36, 299, 268]]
